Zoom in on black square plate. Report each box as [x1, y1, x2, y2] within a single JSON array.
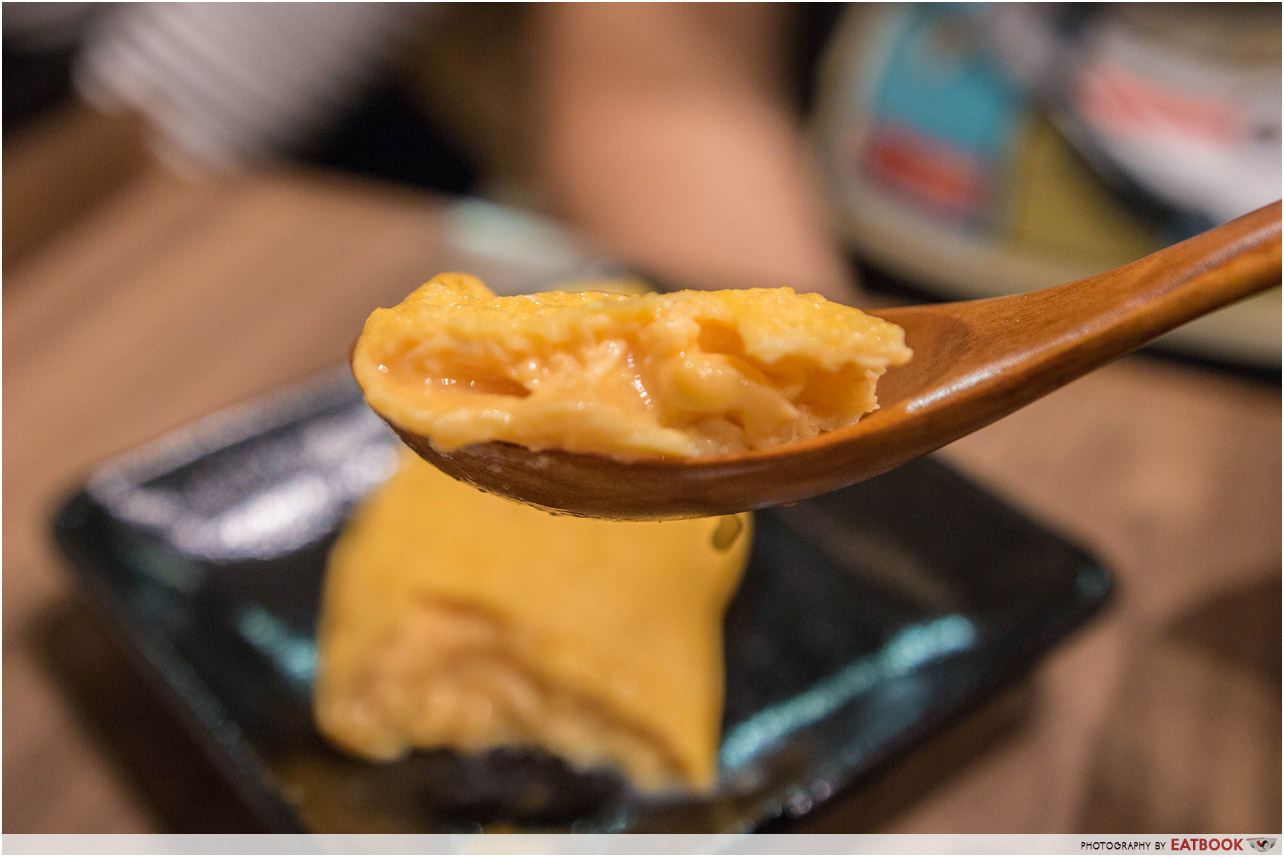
[[52, 369, 1110, 833]]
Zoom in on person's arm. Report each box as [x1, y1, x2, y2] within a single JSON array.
[[532, 3, 859, 303]]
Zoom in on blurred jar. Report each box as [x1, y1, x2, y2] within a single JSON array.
[[813, 3, 1281, 366]]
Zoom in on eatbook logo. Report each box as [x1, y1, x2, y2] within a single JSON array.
[[1248, 840, 1276, 853]]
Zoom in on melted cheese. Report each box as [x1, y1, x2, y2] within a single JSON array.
[[314, 452, 751, 791], [353, 273, 911, 458]]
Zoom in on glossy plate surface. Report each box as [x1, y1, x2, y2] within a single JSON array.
[[53, 370, 1110, 833]]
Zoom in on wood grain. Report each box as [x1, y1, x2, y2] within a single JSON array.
[[3, 167, 1279, 833], [2, 105, 150, 272]]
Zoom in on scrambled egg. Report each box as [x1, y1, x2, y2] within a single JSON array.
[[352, 273, 911, 458]]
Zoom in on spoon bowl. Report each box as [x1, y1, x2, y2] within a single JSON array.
[[388, 202, 1281, 520]]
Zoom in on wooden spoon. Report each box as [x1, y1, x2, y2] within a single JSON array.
[[387, 201, 1281, 520]]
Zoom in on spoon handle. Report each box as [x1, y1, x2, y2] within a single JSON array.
[[873, 202, 1280, 483], [1034, 200, 1281, 345], [976, 202, 1280, 359]]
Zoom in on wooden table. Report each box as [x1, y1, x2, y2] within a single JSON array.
[[4, 167, 1279, 834]]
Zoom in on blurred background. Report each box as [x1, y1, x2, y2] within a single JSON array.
[[4, 1, 1280, 836], [6, 1, 1281, 355]]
